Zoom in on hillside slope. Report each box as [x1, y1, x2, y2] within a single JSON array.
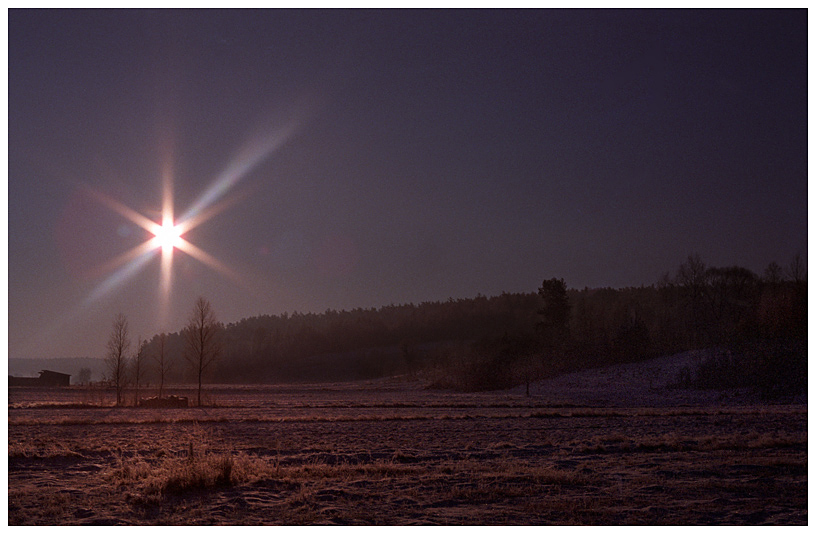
[[517, 350, 807, 408]]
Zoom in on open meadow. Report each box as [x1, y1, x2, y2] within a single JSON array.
[[7, 352, 807, 525]]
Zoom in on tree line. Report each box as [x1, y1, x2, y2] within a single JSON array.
[[122, 253, 805, 396], [104, 296, 220, 406]]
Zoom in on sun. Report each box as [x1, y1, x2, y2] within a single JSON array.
[[79, 123, 298, 319], [153, 220, 183, 252]]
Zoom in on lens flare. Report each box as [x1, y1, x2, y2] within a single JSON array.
[[79, 122, 296, 324]]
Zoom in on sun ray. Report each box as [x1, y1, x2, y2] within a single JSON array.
[[175, 186, 252, 236], [158, 237, 174, 326], [177, 126, 293, 229], [83, 186, 162, 235], [155, 135, 178, 328], [175, 238, 247, 288], [162, 151, 174, 228], [87, 238, 161, 280], [83, 243, 158, 305]]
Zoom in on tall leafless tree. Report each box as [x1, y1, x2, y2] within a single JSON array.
[[77, 367, 92, 385], [184, 297, 221, 406], [763, 261, 784, 285], [152, 332, 172, 399], [675, 253, 708, 300], [105, 313, 130, 406], [786, 252, 807, 284], [675, 253, 709, 345]]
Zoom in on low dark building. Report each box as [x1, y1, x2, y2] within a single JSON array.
[[9, 370, 71, 387]]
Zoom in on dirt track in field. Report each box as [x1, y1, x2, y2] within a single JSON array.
[[7, 352, 808, 525]]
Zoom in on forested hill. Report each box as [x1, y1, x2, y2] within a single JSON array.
[[146, 292, 542, 384], [11, 258, 802, 390], [138, 256, 806, 391]]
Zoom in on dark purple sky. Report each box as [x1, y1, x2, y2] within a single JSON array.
[[8, 9, 807, 361]]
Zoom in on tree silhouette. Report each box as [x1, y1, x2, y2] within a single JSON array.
[[77, 367, 92, 385], [675, 253, 709, 345], [537, 278, 570, 351], [105, 313, 130, 406], [676, 253, 708, 299], [184, 297, 221, 406], [704, 266, 758, 341], [763, 261, 784, 285], [786, 252, 806, 284]]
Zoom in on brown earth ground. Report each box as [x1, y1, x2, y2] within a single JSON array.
[[7, 351, 807, 525]]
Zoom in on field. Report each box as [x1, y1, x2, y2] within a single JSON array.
[[7, 352, 808, 525]]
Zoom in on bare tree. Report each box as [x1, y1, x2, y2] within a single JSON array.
[[105, 313, 130, 406], [77, 367, 92, 385], [675, 253, 709, 345], [763, 261, 784, 285], [132, 337, 148, 405], [786, 252, 807, 284], [675, 253, 708, 299], [152, 332, 172, 399], [184, 297, 221, 406]]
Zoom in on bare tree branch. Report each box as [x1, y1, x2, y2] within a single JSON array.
[[184, 297, 221, 406], [105, 313, 130, 406]]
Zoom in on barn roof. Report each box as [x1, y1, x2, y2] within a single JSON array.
[[39, 370, 71, 378]]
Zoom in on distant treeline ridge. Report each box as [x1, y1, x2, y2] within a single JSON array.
[[136, 254, 806, 392]]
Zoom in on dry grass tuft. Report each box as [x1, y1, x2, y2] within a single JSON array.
[[112, 450, 273, 495], [8, 439, 85, 459], [159, 454, 234, 493], [108, 426, 277, 496]]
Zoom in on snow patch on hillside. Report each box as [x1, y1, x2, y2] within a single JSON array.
[[519, 350, 800, 407]]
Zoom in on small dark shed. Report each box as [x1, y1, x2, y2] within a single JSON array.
[[38, 370, 71, 387], [9, 370, 71, 387]]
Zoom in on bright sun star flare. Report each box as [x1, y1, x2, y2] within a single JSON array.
[[77, 123, 298, 331], [153, 221, 183, 252]]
